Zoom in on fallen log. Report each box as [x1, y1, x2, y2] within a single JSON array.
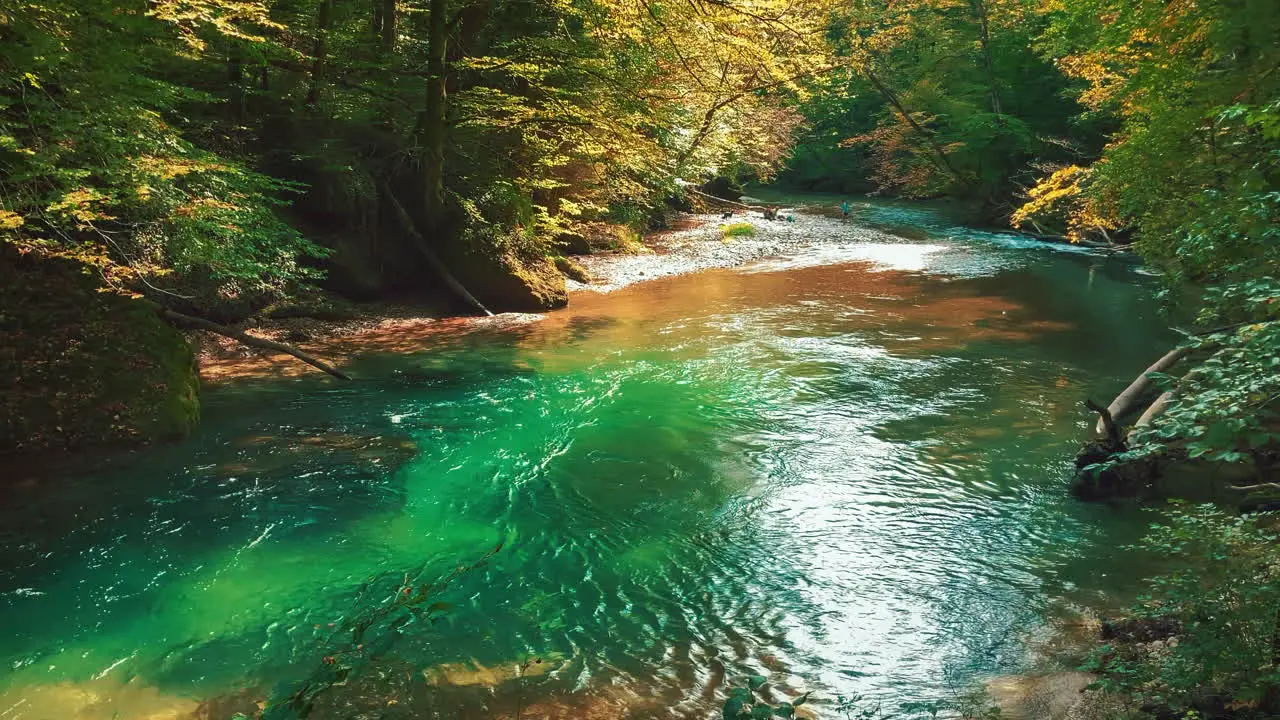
[[159, 308, 352, 380], [1095, 347, 1189, 436], [1085, 398, 1123, 448], [1131, 390, 1174, 432]]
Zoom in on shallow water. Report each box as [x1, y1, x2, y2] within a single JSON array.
[[0, 200, 1172, 719]]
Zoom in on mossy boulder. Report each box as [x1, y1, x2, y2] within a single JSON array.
[[0, 250, 200, 455], [553, 256, 592, 283], [445, 247, 568, 312]]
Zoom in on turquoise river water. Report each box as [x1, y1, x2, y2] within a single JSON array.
[[0, 199, 1174, 719]]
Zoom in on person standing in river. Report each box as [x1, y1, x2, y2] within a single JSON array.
[[840, 200, 852, 218]]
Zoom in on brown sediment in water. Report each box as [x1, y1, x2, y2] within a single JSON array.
[[196, 312, 544, 382], [208, 431, 419, 476], [987, 671, 1094, 720], [198, 253, 1076, 383]]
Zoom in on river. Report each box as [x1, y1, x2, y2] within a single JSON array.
[[0, 197, 1173, 719]]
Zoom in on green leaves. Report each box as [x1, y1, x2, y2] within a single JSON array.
[[1125, 291, 1280, 465], [0, 0, 327, 297], [1089, 505, 1280, 712]]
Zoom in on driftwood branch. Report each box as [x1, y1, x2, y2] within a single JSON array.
[[1085, 398, 1123, 447], [159, 309, 352, 380], [1226, 482, 1280, 494], [1095, 347, 1189, 436]]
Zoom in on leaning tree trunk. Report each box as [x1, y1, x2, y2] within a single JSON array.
[[863, 68, 966, 185], [1095, 347, 1189, 436], [383, 185, 493, 317], [159, 309, 351, 380]]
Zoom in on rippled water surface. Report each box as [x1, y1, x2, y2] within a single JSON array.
[[0, 200, 1173, 718]]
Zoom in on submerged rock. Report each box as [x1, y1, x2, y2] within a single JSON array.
[[0, 249, 199, 455], [422, 653, 566, 687], [987, 671, 1093, 720]]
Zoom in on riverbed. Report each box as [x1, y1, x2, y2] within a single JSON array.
[[0, 198, 1173, 719]]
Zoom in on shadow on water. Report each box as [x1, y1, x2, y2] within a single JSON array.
[[0, 196, 1175, 719]]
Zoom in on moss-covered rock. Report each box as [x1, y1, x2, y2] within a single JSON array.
[[0, 250, 200, 455], [445, 247, 568, 312], [553, 256, 592, 283]]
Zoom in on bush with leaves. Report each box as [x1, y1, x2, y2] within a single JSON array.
[[0, 1, 328, 298], [1085, 505, 1280, 715], [1117, 279, 1280, 467]]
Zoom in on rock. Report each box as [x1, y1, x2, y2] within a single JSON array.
[[445, 248, 568, 312], [0, 249, 200, 455], [1070, 439, 1156, 500], [988, 671, 1093, 720], [555, 230, 592, 255], [1100, 616, 1179, 643], [553, 256, 592, 283], [422, 653, 565, 687]]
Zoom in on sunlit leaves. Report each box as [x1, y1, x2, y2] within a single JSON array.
[[0, 0, 327, 296]]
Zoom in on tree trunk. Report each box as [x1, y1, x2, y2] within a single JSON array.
[[970, 0, 1002, 117], [159, 309, 352, 380], [418, 0, 449, 224], [228, 53, 245, 121], [372, 0, 384, 39], [1095, 347, 1189, 436], [381, 0, 397, 53], [383, 184, 494, 317], [863, 68, 966, 184], [306, 0, 335, 106], [1085, 399, 1123, 448], [1131, 390, 1173, 431]]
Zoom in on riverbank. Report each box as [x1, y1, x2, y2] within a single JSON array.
[[568, 207, 900, 292], [197, 207, 892, 381]]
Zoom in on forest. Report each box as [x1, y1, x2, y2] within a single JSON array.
[[1, 0, 1279, 718]]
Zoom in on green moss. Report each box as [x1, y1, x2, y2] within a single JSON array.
[[553, 256, 592, 283], [0, 249, 200, 454], [721, 222, 755, 240], [444, 245, 568, 312]]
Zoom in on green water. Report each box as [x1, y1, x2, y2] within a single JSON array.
[[0, 200, 1173, 719]]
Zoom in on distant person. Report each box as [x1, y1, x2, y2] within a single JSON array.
[[840, 200, 851, 217], [786, 215, 794, 223]]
